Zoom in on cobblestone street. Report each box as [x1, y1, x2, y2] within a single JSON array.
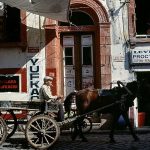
[[0, 130, 150, 150], [53, 132, 150, 150]]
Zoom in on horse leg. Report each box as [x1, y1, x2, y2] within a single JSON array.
[[109, 113, 120, 143], [122, 111, 139, 141], [71, 119, 79, 141], [78, 117, 88, 142]]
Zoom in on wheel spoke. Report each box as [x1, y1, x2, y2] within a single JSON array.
[[46, 124, 55, 131], [35, 120, 42, 130], [45, 133, 55, 140], [41, 136, 44, 147], [30, 124, 40, 131], [0, 117, 7, 145], [45, 120, 49, 129], [34, 138, 39, 144], [43, 135, 50, 144], [42, 118, 46, 129]]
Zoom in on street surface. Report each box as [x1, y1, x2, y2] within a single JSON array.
[[0, 129, 150, 150]]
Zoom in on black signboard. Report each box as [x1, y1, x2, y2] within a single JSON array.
[[0, 76, 19, 92]]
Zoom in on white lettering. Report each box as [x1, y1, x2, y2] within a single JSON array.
[[29, 58, 40, 100]]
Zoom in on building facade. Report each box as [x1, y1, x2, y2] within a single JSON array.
[[0, 0, 149, 127]]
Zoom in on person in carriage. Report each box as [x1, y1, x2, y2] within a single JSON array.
[[39, 76, 64, 122]]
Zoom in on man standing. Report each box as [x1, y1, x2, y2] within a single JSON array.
[[39, 76, 64, 121]]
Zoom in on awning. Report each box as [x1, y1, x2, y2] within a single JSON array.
[[0, 0, 70, 22]]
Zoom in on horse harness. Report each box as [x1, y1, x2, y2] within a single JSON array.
[[97, 87, 133, 111]]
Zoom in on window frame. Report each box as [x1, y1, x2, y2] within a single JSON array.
[[0, 6, 27, 51]]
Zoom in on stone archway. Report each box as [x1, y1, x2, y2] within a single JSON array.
[[44, 0, 111, 95], [70, 0, 109, 23]]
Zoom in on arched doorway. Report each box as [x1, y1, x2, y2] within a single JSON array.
[[60, 11, 95, 95], [59, 0, 111, 96]]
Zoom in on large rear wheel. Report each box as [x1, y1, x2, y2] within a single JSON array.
[[25, 115, 60, 150], [0, 110, 17, 138]]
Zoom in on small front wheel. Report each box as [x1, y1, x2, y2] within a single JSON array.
[[82, 117, 92, 133], [70, 117, 92, 133], [25, 115, 60, 150]]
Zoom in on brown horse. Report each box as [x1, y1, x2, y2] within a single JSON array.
[[64, 81, 140, 142]]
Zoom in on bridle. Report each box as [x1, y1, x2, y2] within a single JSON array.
[[116, 81, 138, 111], [117, 81, 134, 96]]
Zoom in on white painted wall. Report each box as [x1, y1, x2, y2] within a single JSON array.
[[0, 48, 27, 68], [104, 0, 135, 84], [26, 13, 46, 100], [0, 13, 46, 101]]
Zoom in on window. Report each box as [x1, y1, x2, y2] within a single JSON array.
[[63, 36, 74, 66], [82, 47, 92, 65], [64, 47, 74, 65], [0, 5, 21, 42], [81, 35, 93, 65], [135, 0, 150, 35]]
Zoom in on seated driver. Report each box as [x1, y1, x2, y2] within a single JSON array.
[[39, 76, 64, 121]]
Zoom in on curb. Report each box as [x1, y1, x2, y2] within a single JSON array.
[[61, 126, 150, 135]]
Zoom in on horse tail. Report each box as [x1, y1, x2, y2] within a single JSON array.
[[64, 91, 77, 116]]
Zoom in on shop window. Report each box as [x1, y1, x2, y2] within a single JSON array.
[[135, 0, 150, 35], [0, 5, 21, 42], [59, 11, 94, 26]]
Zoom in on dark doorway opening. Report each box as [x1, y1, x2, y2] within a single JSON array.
[[137, 72, 150, 126]]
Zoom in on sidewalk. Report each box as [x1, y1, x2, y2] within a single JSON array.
[[91, 124, 150, 134], [60, 123, 150, 135]]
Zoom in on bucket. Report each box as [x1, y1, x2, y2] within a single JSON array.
[[138, 112, 145, 127], [117, 115, 127, 130]]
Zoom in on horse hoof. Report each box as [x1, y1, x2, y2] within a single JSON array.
[[71, 134, 77, 141], [109, 139, 116, 143], [134, 137, 140, 142], [82, 138, 88, 142]]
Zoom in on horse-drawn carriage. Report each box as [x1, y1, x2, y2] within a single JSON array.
[[0, 99, 92, 149], [0, 81, 140, 149]]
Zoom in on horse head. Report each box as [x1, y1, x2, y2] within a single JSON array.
[[122, 81, 139, 107], [126, 81, 138, 96]]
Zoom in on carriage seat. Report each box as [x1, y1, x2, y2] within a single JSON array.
[[28, 100, 59, 113]]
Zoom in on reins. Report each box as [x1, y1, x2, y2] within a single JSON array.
[[63, 81, 137, 125], [60, 98, 127, 126], [75, 98, 127, 120], [76, 81, 136, 119], [117, 81, 133, 96]]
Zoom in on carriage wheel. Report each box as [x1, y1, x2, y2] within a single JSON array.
[[25, 115, 60, 150], [0, 110, 18, 138], [70, 117, 92, 133], [82, 117, 92, 133], [0, 116, 7, 145], [19, 110, 41, 133]]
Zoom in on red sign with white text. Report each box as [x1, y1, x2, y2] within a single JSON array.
[[0, 76, 19, 92]]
